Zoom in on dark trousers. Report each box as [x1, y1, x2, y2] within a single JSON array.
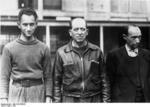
[[135, 87, 145, 102]]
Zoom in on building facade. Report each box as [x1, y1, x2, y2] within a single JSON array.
[[0, 0, 150, 63]]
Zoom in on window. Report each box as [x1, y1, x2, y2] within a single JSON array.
[[130, 0, 147, 14], [18, 0, 37, 9], [111, 0, 147, 14], [43, 0, 61, 10], [111, 0, 129, 13], [50, 26, 70, 64], [0, 26, 19, 55]]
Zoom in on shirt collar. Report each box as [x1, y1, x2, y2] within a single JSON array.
[[125, 44, 138, 57], [72, 40, 88, 48], [65, 40, 98, 53], [125, 44, 138, 53]]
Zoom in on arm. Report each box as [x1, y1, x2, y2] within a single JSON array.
[[42, 46, 52, 102], [0, 46, 12, 102], [100, 52, 111, 102], [105, 52, 116, 101], [53, 51, 63, 103]]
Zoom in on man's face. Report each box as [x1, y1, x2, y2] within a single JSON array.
[[18, 14, 37, 38], [125, 26, 142, 49], [69, 18, 88, 43]]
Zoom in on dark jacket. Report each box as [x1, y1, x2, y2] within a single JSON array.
[[53, 41, 110, 102], [106, 46, 150, 102]]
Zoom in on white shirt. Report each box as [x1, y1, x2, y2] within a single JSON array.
[[125, 44, 138, 57]]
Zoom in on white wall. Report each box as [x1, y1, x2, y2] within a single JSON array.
[[0, 0, 18, 15], [62, 0, 86, 12]]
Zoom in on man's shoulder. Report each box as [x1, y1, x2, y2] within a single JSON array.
[[57, 42, 102, 54], [110, 47, 122, 53], [36, 39, 45, 45], [108, 46, 125, 57], [139, 48, 150, 61], [4, 39, 18, 49], [57, 44, 68, 53], [88, 42, 101, 51], [141, 48, 150, 55], [36, 39, 49, 49]]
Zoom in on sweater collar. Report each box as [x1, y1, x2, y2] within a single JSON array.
[[16, 38, 38, 45]]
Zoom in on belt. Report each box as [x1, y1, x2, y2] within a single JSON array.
[[12, 79, 43, 87]]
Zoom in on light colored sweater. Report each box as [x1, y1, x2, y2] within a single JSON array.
[[0, 38, 52, 98]]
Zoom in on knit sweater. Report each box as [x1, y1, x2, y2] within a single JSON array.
[[0, 38, 52, 98]]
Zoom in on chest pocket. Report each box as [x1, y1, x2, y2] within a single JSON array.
[[88, 51, 101, 76], [62, 52, 77, 74], [88, 49, 100, 62], [61, 52, 78, 85], [62, 52, 74, 66]]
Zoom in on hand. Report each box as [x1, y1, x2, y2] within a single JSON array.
[[46, 97, 52, 103], [0, 98, 8, 103]]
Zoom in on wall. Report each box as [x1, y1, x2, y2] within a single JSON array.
[[0, 0, 18, 15]]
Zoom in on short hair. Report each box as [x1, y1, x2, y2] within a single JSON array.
[[122, 24, 139, 35], [69, 17, 87, 29], [18, 8, 38, 21]]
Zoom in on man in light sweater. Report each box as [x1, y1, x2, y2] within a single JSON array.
[[0, 8, 52, 103]]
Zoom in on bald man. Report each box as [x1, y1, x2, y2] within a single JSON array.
[[106, 25, 150, 102], [53, 18, 110, 102]]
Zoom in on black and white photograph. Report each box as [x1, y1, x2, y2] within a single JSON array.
[[0, 0, 150, 107]]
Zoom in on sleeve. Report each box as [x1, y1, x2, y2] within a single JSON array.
[[105, 52, 116, 101], [43, 46, 52, 97], [99, 51, 111, 102], [52, 51, 63, 102], [0, 46, 11, 99]]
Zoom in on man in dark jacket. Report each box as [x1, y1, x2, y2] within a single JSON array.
[[53, 18, 110, 102], [106, 25, 150, 102]]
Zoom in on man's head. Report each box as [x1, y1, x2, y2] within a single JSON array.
[[17, 8, 38, 38], [123, 25, 142, 50], [69, 18, 88, 43]]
